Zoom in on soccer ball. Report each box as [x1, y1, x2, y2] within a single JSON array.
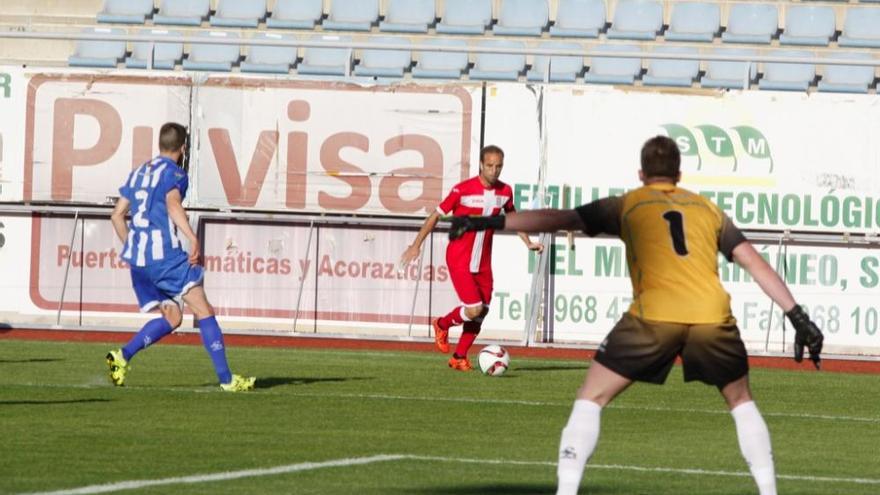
[[478, 345, 510, 376]]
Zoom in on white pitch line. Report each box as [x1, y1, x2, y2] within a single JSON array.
[[605, 404, 880, 424], [20, 455, 406, 495], [415, 455, 880, 484], [19, 453, 880, 494], [272, 392, 880, 424], [10, 382, 880, 424]]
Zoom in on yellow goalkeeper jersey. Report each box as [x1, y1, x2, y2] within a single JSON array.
[[576, 182, 746, 324]]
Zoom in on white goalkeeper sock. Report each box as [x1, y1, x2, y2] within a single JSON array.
[[556, 399, 602, 495], [731, 401, 777, 495]]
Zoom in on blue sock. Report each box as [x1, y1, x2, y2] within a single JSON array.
[[198, 316, 232, 384], [122, 317, 174, 361]]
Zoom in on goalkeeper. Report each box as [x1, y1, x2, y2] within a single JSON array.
[[449, 136, 823, 495]]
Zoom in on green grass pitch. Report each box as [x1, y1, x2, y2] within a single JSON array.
[[1, 339, 878, 494]]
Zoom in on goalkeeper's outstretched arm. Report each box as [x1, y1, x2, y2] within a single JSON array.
[[732, 241, 796, 312], [733, 240, 824, 369], [448, 209, 584, 241], [504, 209, 584, 233]]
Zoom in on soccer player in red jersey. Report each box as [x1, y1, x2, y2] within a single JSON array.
[[400, 145, 543, 371]]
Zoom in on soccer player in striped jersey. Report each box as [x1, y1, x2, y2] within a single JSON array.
[[106, 122, 255, 392], [400, 145, 543, 371], [449, 136, 823, 494]]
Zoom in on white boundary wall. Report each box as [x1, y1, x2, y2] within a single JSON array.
[[2, 66, 880, 357]]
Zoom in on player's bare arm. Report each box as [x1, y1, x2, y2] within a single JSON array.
[[733, 240, 824, 368], [110, 197, 131, 244], [166, 188, 200, 265], [732, 242, 796, 311], [517, 232, 544, 252], [401, 210, 441, 266]]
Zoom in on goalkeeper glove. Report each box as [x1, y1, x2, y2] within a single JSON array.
[[448, 215, 505, 240], [785, 305, 824, 370]]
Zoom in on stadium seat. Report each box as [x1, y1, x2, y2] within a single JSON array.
[[323, 0, 379, 32], [210, 0, 267, 28], [68, 27, 127, 68], [583, 43, 642, 84], [154, 0, 210, 26], [379, 0, 435, 33], [549, 0, 606, 38], [298, 35, 353, 76], [97, 0, 155, 24], [526, 42, 583, 82], [353, 36, 411, 78], [818, 52, 876, 93], [722, 4, 778, 44], [469, 40, 526, 81], [779, 6, 835, 46], [182, 31, 240, 72], [607, 0, 663, 41], [642, 46, 700, 87], [436, 0, 493, 35], [266, 0, 324, 29], [411, 38, 469, 79], [700, 48, 757, 89], [839, 8, 880, 48], [665, 2, 720, 42], [758, 50, 816, 91], [493, 0, 550, 37], [126, 29, 184, 69], [240, 32, 297, 74]]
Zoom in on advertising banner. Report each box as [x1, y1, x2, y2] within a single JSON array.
[[13, 69, 481, 216], [200, 220, 458, 328], [191, 78, 479, 216], [484, 84, 880, 355], [25, 73, 191, 203], [5, 70, 880, 355], [23, 214, 464, 336], [536, 87, 880, 233], [0, 66, 24, 202]]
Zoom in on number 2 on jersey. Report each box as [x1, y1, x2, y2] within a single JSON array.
[[662, 210, 689, 256], [133, 190, 150, 228]]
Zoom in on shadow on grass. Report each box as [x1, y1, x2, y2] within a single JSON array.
[[405, 483, 555, 494], [0, 358, 64, 364], [256, 376, 374, 389], [0, 398, 112, 406], [407, 483, 620, 494], [513, 365, 588, 372]]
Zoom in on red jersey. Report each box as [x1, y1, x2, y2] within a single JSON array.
[[437, 176, 515, 273]]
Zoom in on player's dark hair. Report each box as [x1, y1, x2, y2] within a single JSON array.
[[158, 122, 188, 153], [640, 135, 681, 179], [480, 144, 504, 162]]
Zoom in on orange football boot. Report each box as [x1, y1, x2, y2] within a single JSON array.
[[448, 356, 473, 371], [433, 318, 449, 353]]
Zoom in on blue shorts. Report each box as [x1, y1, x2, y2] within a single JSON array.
[[130, 254, 205, 312]]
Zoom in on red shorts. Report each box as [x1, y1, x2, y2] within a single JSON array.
[[449, 267, 493, 307]]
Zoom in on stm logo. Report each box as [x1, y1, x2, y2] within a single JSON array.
[[662, 124, 774, 174]]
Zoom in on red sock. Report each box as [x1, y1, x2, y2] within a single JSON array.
[[439, 306, 466, 330], [454, 321, 480, 357]]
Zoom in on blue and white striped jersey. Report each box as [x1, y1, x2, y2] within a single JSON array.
[[118, 156, 190, 267]]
